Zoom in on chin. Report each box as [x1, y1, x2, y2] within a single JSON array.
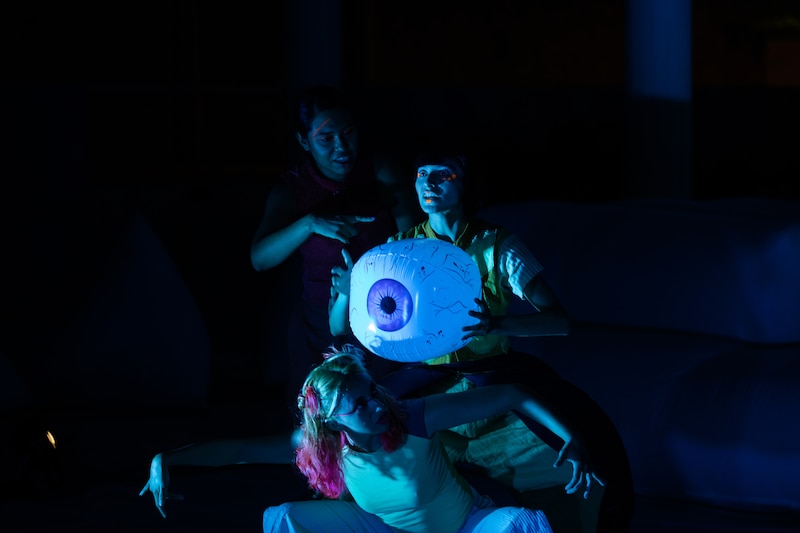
[[327, 168, 348, 180]]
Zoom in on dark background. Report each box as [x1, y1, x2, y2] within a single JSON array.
[[1, 3, 799, 530], [2, 0, 799, 408]]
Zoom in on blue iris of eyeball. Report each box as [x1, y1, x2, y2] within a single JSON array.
[[349, 238, 482, 362]]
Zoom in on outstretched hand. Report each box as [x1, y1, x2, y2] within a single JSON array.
[[139, 453, 183, 518], [554, 438, 605, 500], [313, 214, 375, 244]]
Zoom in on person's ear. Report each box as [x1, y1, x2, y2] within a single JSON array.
[[296, 132, 310, 152]]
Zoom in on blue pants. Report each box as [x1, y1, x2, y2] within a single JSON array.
[[262, 490, 553, 533]]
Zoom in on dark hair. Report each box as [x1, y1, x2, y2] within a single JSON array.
[[415, 152, 468, 182], [293, 85, 352, 137]]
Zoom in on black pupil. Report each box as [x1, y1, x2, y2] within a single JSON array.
[[380, 296, 397, 315]]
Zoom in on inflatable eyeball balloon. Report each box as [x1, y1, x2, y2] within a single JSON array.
[[349, 238, 482, 362]]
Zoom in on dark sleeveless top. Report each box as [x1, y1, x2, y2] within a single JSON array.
[[282, 157, 398, 305]]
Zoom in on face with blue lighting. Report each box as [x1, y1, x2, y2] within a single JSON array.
[[329, 372, 389, 436], [415, 164, 463, 214], [296, 107, 359, 182]]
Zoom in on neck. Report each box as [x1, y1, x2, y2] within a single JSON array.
[[428, 209, 467, 243], [344, 432, 380, 454], [310, 159, 347, 183]]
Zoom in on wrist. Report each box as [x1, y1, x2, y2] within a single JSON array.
[[301, 213, 317, 238], [487, 315, 502, 335]]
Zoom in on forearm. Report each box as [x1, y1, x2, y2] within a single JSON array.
[[513, 389, 575, 445], [329, 293, 350, 336], [489, 311, 570, 337], [160, 440, 252, 468], [251, 214, 315, 271], [160, 435, 295, 468], [425, 383, 575, 442], [159, 441, 234, 468]]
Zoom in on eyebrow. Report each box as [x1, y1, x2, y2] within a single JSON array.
[[310, 117, 332, 138], [311, 119, 355, 139]]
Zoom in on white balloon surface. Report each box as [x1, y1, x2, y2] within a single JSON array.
[[349, 238, 482, 362]]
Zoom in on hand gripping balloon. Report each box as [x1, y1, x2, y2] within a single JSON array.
[[349, 238, 482, 362]]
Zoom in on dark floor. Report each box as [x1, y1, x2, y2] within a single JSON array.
[[3, 382, 799, 533], [630, 496, 800, 533], [4, 472, 800, 533]]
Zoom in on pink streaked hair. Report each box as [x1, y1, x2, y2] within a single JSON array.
[[294, 345, 407, 498]]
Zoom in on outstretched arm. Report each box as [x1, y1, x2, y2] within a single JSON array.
[[251, 182, 375, 271], [424, 384, 570, 443], [251, 182, 309, 271], [139, 433, 297, 518], [423, 384, 602, 499], [462, 232, 570, 339], [462, 275, 570, 340]]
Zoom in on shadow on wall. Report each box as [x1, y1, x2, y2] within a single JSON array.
[[32, 213, 211, 411]]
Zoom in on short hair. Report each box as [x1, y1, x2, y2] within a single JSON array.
[[415, 148, 482, 215]]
